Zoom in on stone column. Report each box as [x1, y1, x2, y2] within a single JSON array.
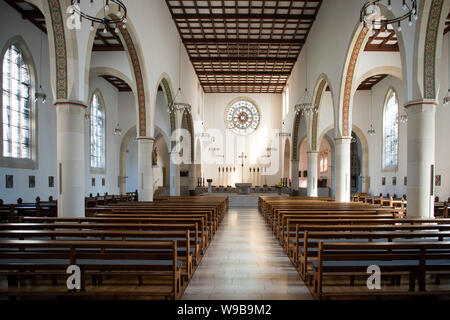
[[291, 160, 299, 193], [307, 151, 319, 197], [55, 101, 85, 218], [170, 153, 181, 196], [137, 137, 154, 201], [405, 100, 437, 218], [335, 137, 351, 202]]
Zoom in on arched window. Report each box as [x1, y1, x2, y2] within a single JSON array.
[[90, 91, 106, 170], [2, 44, 32, 160], [383, 90, 399, 169]]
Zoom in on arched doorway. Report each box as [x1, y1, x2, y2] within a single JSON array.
[[283, 139, 291, 184], [153, 129, 170, 196], [350, 132, 362, 195], [119, 126, 138, 194]]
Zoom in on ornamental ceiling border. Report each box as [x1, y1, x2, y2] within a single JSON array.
[[185, 111, 195, 163], [292, 113, 301, 161], [160, 78, 175, 134], [342, 28, 368, 137], [424, 0, 444, 100], [311, 80, 327, 151], [47, 0, 67, 100]]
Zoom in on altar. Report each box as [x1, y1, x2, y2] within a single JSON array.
[[235, 183, 252, 195]]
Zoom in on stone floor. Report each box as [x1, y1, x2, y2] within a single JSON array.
[[181, 207, 312, 300]]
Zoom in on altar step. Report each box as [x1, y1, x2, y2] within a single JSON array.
[[228, 195, 259, 207]]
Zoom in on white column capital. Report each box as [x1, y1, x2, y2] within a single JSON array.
[[334, 136, 352, 141], [136, 136, 155, 142], [54, 99, 88, 108], [404, 99, 438, 109]]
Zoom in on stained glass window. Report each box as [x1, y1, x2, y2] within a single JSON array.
[[225, 100, 260, 136], [383, 91, 399, 169], [90, 92, 106, 169], [2, 45, 31, 159]]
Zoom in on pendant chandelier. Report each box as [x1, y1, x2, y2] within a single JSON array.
[[168, 38, 192, 114], [367, 90, 376, 136], [294, 45, 317, 116], [360, 0, 418, 33], [168, 88, 192, 114], [367, 124, 376, 136], [444, 89, 450, 106], [35, 31, 46, 104], [397, 112, 408, 124], [113, 123, 122, 135], [70, 0, 128, 32]]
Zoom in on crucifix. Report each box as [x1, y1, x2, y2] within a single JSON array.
[[238, 152, 247, 183]]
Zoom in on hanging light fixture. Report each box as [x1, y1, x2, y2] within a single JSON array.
[[397, 112, 408, 124], [367, 124, 376, 136], [443, 89, 450, 106], [367, 88, 376, 136], [168, 38, 192, 114], [360, 0, 418, 33], [294, 44, 317, 117], [35, 31, 47, 104], [114, 123, 123, 135], [70, 0, 127, 32]]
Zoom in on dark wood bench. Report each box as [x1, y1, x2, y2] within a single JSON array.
[[312, 241, 450, 300], [0, 239, 182, 300]]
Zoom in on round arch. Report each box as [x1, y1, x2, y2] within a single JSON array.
[[338, 4, 407, 137], [24, 0, 70, 101], [415, 0, 448, 100], [311, 74, 334, 152], [155, 73, 175, 135], [89, 67, 135, 93], [153, 126, 170, 189], [119, 125, 137, 194], [83, 7, 150, 138], [351, 125, 370, 193], [354, 67, 403, 92]]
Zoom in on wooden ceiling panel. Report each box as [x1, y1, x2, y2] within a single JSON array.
[[364, 24, 399, 52], [101, 75, 132, 92], [166, 0, 322, 93], [357, 74, 388, 91], [93, 23, 125, 52], [4, 0, 47, 34]]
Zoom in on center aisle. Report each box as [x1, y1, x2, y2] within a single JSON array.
[[182, 207, 312, 300]]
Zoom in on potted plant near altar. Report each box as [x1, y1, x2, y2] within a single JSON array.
[[275, 182, 283, 195]]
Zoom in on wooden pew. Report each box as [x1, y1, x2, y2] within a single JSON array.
[[0, 239, 182, 300], [299, 230, 450, 281], [20, 216, 208, 255], [0, 229, 194, 280], [312, 241, 450, 300]]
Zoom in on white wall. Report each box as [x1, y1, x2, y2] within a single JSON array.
[[366, 76, 407, 197], [435, 32, 450, 200], [0, 1, 55, 203], [202, 93, 282, 186], [125, 133, 138, 193], [85, 77, 121, 196]]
